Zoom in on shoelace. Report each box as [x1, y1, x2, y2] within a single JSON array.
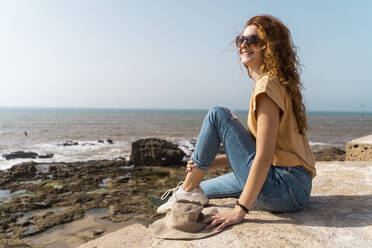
[[160, 181, 184, 200]]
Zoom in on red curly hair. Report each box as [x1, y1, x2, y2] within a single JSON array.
[[243, 15, 308, 134]]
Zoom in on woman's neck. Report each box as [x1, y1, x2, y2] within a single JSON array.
[[248, 65, 263, 82]]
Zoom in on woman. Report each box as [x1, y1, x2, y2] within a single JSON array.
[[157, 15, 316, 232]]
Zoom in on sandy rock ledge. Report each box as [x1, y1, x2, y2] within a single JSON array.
[[346, 134, 372, 161], [79, 161, 372, 248]]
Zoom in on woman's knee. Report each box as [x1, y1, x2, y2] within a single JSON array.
[[207, 105, 231, 122], [208, 105, 226, 114]]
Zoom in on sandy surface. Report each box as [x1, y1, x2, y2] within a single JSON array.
[[79, 161, 372, 248]]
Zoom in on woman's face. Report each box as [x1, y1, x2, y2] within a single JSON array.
[[238, 25, 264, 69]]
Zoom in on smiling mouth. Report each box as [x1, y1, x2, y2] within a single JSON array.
[[241, 51, 254, 56]]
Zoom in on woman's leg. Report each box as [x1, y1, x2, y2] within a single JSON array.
[[182, 105, 256, 196], [199, 172, 243, 198], [182, 105, 313, 212], [182, 167, 207, 192]]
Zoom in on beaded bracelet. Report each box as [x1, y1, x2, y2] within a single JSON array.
[[235, 200, 249, 214]]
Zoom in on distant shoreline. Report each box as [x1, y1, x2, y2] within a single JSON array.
[[0, 106, 371, 115]]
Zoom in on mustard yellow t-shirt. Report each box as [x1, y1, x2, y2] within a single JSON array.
[[247, 75, 316, 177]]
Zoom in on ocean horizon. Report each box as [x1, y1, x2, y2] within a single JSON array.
[[1, 106, 372, 115], [1, 106, 371, 170]]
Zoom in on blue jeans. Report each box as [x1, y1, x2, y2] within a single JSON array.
[[191, 106, 313, 212]]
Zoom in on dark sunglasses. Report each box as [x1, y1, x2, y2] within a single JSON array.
[[235, 35, 259, 48]]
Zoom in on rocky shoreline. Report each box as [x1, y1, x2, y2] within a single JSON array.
[[0, 138, 346, 248], [0, 159, 197, 247]]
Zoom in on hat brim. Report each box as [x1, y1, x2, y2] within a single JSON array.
[[149, 208, 222, 240]]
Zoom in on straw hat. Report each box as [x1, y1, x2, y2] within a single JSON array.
[[149, 200, 222, 240]]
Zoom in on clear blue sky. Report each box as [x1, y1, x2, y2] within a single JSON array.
[[0, 0, 371, 111]]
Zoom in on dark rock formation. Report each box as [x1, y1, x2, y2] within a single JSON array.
[[82, 143, 95, 146], [2, 152, 54, 160], [60, 141, 79, 146], [2, 151, 38, 160], [38, 153, 54, 159], [107, 139, 114, 144], [314, 147, 346, 161], [130, 138, 186, 166]]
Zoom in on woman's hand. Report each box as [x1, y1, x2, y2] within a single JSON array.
[[186, 158, 195, 173], [201, 206, 246, 231]]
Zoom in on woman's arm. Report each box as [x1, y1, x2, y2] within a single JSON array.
[[210, 154, 230, 169], [237, 92, 280, 212], [201, 92, 280, 230]]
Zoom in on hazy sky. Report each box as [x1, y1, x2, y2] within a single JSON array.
[[0, 0, 371, 111]]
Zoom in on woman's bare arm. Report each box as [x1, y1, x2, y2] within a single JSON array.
[[210, 154, 230, 169], [237, 92, 280, 211]]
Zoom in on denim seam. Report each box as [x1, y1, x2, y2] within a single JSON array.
[[209, 107, 223, 143], [223, 150, 245, 190], [219, 108, 246, 190], [207, 189, 242, 198], [220, 110, 234, 143], [230, 168, 244, 190], [192, 157, 209, 171]]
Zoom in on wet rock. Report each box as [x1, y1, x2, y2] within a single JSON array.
[[38, 153, 54, 159], [48, 165, 71, 178], [18, 219, 32, 227], [314, 147, 346, 161], [189, 138, 197, 146], [71, 192, 90, 205], [92, 227, 105, 236], [130, 138, 186, 166], [76, 227, 105, 240], [108, 176, 129, 187], [82, 143, 95, 146], [8, 162, 37, 180], [30, 201, 50, 210], [2, 151, 39, 160], [60, 141, 79, 146], [43, 182, 63, 190], [29, 206, 85, 236], [108, 205, 118, 216], [0, 237, 37, 248], [0, 223, 9, 231], [114, 156, 126, 161]]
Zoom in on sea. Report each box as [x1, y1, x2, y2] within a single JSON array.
[[1, 107, 371, 171]]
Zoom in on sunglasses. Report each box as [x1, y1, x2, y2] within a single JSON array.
[[235, 35, 259, 48]]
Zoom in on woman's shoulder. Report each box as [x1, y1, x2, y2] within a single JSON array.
[[253, 74, 287, 113], [255, 74, 285, 95]]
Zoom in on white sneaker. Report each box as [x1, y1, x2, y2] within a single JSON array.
[[156, 181, 209, 214]]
